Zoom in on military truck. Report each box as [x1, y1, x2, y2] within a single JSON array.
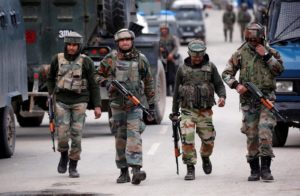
[[267, 0, 300, 146], [19, 0, 166, 127], [0, 0, 28, 158]]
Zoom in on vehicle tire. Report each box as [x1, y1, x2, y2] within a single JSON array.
[[144, 61, 166, 125], [0, 105, 16, 158], [16, 112, 44, 127], [103, 0, 129, 34], [272, 122, 289, 147]]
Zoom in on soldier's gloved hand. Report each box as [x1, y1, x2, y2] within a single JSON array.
[[169, 112, 180, 122], [107, 83, 117, 93], [147, 104, 155, 122]]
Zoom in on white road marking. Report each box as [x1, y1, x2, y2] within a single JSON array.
[[160, 125, 168, 135], [147, 143, 160, 155]]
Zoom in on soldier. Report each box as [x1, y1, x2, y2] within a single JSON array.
[[96, 29, 155, 185], [222, 23, 284, 182], [237, 3, 252, 41], [159, 23, 180, 96], [170, 40, 226, 180], [222, 4, 236, 42], [47, 32, 102, 178]]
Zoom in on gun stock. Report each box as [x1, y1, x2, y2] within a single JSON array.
[[172, 119, 182, 175], [111, 80, 150, 116], [245, 82, 300, 128]]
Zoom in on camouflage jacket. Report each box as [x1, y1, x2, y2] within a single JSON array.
[[222, 43, 284, 104], [159, 34, 179, 57], [172, 54, 226, 113], [96, 48, 155, 108], [237, 10, 251, 24], [223, 11, 236, 26]]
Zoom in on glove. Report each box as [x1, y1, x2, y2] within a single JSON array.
[[147, 104, 155, 121], [169, 112, 180, 122]]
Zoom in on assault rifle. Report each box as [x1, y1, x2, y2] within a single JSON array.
[[48, 95, 56, 152], [245, 82, 300, 128], [111, 80, 150, 116], [170, 113, 182, 175]]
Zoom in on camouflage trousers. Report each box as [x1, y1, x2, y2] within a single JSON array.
[[55, 102, 87, 160], [180, 108, 216, 165], [110, 106, 146, 169], [241, 104, 276, 162]]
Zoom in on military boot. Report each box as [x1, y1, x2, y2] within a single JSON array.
[[248, 158, 260, 181], [261, 156, 274, 182], [131, 166, 146, 185], [69, 159, 80, 178], [202, 156, 212, 175], [57, 151, 69, 174], [116, 167, 130, 183], [184, 165, 195, 180]]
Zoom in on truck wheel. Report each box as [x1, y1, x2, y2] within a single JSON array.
[[144, 61, 166, 125], [103, 0, 129, 34], [272, 122, 289, 147], [0, 106, 16, 158], [16, 112, 44, 127]]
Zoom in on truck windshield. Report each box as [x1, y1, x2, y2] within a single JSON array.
[[175, 9, 203, 20], [270, 1, 300, 44]]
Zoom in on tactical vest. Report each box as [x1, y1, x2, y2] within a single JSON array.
[[159, 35, 175, 54], [224, 12, 235, 25], [179, 63, 215, 109], [110, 51, 145, 107], [238, 45, 275, 91], [56, 53, 87, 94]]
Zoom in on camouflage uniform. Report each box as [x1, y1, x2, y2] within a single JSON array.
[[237, 4, 251, 41], [47, 32, 101, 178], [96, 29, 155, 185], [159, 24, 180, 95], [222, 4, 236, 42], [222, 23, 284, 181], [172, 40, 226, 180]]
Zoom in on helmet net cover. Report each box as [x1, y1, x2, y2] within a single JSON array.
[[244, 23, 265, 40], [114, 29, 135, 41], [64, 31, 83, 44], [188, 39, 207, 56]]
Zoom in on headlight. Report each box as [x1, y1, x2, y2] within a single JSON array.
[[276, 81, 293, 93]]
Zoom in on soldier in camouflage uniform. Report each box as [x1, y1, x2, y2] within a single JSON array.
[[222, 4, 236, 42], [170, 40, 226, 180], [96, 29, 155, 185], [159, 23, 180, 96], [237, 3, 252, 41], [47, 32, 102, 178], [222, 23, 284, 182]]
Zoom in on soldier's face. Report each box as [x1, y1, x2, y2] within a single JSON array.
[[160, 28, 168, 36], [247, 38, 260, 48], [191, 55, 204, 65], [66, 43, 79, 55], [118, 38, 133, 51]]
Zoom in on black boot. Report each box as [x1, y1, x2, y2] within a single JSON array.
[[57, 151, 69, 174], [248, 158, 260, 181], [261, 156, 274, 181], [69, 159, 80, 178], [117, 167, 130, 183], [184, 165, 195, 180], [131, 166, 146, 185], [202, 156, 212, 175]]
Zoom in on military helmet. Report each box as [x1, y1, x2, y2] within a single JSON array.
[[160, 23, 169, 29], [244, 22, 265, 40], [188, 40, 206, 56], [226, 3, 233, 11], [114, 28, 135, 42], [64, 31, 83, 44]]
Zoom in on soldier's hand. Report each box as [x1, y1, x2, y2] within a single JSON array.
[[236, 84, 247, 95], [94, 107, 102, 119], [108, 84, 117, 93], [255, 44, 267, 56], [167, 54, 174, 61], [169, 112, 180, 121], [146, 104, 155, 122], [217, 98, 225, 107]]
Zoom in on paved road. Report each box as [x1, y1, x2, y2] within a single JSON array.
[[1, 9, 300, 196]]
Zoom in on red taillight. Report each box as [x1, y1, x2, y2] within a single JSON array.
[[91, 49, 97, 55], [26, 30, 36, 44]]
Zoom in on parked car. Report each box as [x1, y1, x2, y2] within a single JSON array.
[[267, 0, 300, 147]]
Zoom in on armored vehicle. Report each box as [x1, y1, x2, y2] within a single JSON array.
[[267, 0, 300, 146], [0, 0, 28, 158], [19, 0, 166, 127]]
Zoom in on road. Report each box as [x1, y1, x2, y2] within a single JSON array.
[[1, 9, 300, 196]]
